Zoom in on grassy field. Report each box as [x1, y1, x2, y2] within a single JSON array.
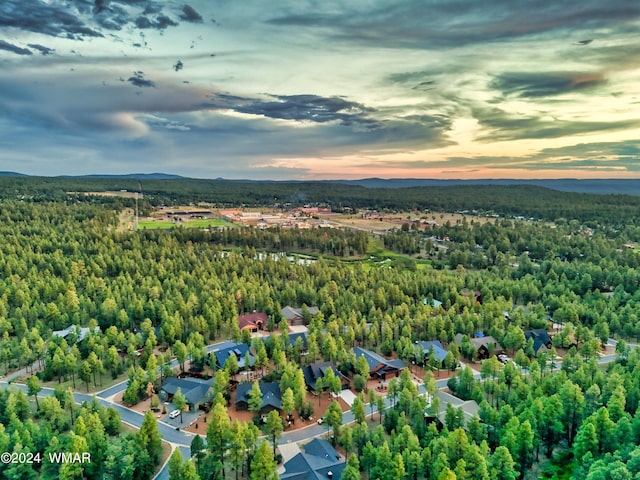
[[137, 220, 175, 229], [137, 218, 234, 230]]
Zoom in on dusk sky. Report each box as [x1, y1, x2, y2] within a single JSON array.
[[1, 0, 639, 180]]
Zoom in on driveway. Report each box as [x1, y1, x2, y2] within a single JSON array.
[[337, 389, 357, 407]]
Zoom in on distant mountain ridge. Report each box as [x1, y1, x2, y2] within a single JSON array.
[[330, 178, 640, 195], [0, 172, 637, 195], [64, 173, 184, 180]]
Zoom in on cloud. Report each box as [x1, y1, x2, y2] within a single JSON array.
[[490, 72, 607, 98], [27, 43, 55, 55], [0, 0, 103, 39], [266, 1, 640, 49], [179, 5, 203, 23], [206, 93, 379, 128], [0, 40, 32, 55], [134, 15, 177, 30], [93, 0, 110, 15], [128, 71, 155, 87]]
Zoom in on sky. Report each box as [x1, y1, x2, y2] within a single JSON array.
[[1, 0, 639, 180]]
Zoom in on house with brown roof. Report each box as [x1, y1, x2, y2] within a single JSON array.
[[238, 312, 268, 332], [281, 306, 320, 325], [353, 347, 406, 380], [454, 333, 504, 360]]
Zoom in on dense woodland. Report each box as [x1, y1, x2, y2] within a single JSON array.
[[2, 176, 640, 226], [0, 182, 639, 479], [0, 387, 163, 480]]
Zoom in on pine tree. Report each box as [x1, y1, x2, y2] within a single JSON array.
[[251, 440, 277, 480], [138, 411, 162, 471], [173, 387, 187, 424]]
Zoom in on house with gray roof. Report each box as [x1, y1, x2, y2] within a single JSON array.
[[235, 382, 281, 414], [302, 361, 350, 391], [160, 377, 213, 411], [210, 342, 255, 370], [353, 347, 405, 380], [280, 438, 345, 480], [415, 340, 449, 367], [52, 325, 100, 344], [524, 329, 553, 354]]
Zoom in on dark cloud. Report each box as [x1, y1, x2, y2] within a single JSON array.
[[0, 40, 32, 55], [94, 3, 131, 31], [93, 0, 110, 15], [27, 44, 55, 55], [491, 72, 607, 98], [266, 1, 640, 49], [135, 16, 152, 28], [134, 14, 178, 30], [207, 93, 380, 128], [128, 71, 155, 87], [0, 0, 103, 39], [155, 15, 178, 29], [179, 5, 203, 23]]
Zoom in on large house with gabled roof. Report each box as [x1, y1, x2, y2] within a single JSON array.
[[235, 382, 281, 414], [353, 347, 406, 380], [280, 438, 345, 480]]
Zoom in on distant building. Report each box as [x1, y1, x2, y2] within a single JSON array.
[[426, 390, 480, 428], [415, 340, 449, 367], [454, 334, 504, 360], [52, 325, 100, 344], [524, 329, 553, 354]]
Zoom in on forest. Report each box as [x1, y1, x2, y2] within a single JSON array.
[[2, 175, 640, 226], [0, 181, 639, 479]]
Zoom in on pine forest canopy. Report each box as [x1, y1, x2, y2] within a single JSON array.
[[0, 181, 640, 479]]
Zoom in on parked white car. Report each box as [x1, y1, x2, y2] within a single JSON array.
[[169, 409, 181, 419]]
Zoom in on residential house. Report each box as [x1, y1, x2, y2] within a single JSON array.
[[461, 289, 483, 304], [524, 329, 553, 354], [425, 390, 480, 429], [415, 340, 449, 368], [52, 325, 100, 344], [238, 311, 268, 332], [160, 377, 213, 411], [281, 306, 320, 325], [454, 333, 504, 360], [280, 438, 345, 480], [353, 347, 406, 380], [422, 298, 444, 309], [211, 342, 255, 370], [235, 382, 281, 414], [263, 331, 309, 351], [302, 361, 350, 391]]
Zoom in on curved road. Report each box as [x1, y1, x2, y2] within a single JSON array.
[[0, 340, 631, 479]]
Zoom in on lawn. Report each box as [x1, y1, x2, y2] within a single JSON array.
[[137, 218, 234, 230], [137, 220, 175, 229]]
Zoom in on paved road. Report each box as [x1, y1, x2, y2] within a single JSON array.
[[1, 337, 633, 478]]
